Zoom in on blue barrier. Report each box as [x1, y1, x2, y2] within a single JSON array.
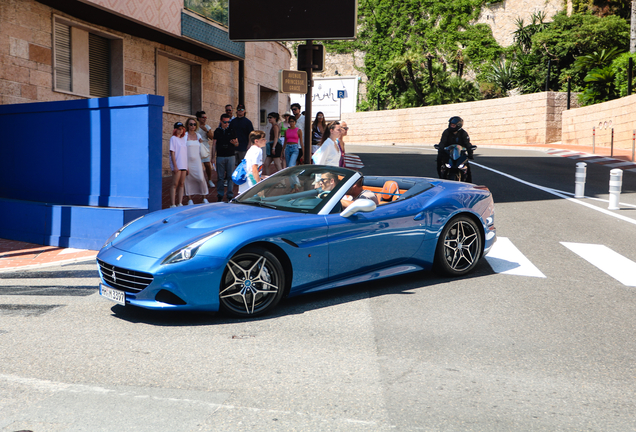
[[0, 94, 164, 250]]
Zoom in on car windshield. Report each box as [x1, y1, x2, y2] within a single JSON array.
[[234, 165, 357, 214]]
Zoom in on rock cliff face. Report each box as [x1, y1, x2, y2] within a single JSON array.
[[287, 0, 568, 106], [475, 0, 566, 47]]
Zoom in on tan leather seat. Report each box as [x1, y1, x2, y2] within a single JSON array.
[[381, 181, 399, 202]]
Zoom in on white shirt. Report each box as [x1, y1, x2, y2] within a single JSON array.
[[296, 115, 305, 135], [314, 138, 341, 167], [238, 145, 263, 194]]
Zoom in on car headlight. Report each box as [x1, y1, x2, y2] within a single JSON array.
[[458, 163, 465, 169], [445, 163, 452, 168], [162, 231, 223, 264], [101, 215, 146, 249]]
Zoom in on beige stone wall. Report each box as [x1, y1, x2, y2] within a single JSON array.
[[342, 92, 575, 146], [562, 94, 636, 151], [0, 0, 291, 175], [475, 0, 565, 47], [243, 41, 293, 117]]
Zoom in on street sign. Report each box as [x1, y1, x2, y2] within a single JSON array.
[[337, 90, 346, 99], [279, 70, 307, 94]]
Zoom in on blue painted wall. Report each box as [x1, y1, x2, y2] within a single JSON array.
[[0, 94, 164, 250]]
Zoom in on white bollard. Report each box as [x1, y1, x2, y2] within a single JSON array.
[[608, 169, 623, 210], [575, 162, 587, 198]]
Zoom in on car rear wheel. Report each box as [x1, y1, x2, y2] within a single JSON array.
[[434, 216, 482, 276], [219, 247, 285, 317]]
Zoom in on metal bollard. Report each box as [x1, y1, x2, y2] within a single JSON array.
[[608, 169, 623, 210], [575, 162, 587, 198], [592, 126, 596, 154]]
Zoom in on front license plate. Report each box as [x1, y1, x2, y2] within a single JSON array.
[[100, 284, 125, 305]]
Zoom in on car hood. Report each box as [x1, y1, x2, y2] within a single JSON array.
[[111, 203, 297, 258]]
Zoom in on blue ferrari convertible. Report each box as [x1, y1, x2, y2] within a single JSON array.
[[97, 165, 496, 317]]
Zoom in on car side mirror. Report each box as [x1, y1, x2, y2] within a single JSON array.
[[433, 144, 440, 150], [340, 199, 377, 218]]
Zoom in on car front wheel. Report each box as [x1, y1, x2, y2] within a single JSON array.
[[434, 216, 482, 276], [219, 247, 285, 317]]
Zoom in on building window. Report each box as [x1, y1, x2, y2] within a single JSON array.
[[52, 16, 123, 98], [156, 51, 202, 115], [54, 22, 72, 92], [168, 58, 192, 114], [89, 33, 111, 98]]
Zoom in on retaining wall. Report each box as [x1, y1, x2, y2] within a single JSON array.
[[342, 92, 574, 146], [562, 94, 636, 151]]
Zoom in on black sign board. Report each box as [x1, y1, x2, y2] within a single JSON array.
[[297, 44, 325, 72], [229, 0, 358, 41]]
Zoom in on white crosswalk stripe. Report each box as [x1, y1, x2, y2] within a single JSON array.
[[561, 242, 636, 287], [485, 237, 546, 278]]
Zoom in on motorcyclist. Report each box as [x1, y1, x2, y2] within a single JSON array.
[[436, 116, 473, 183]]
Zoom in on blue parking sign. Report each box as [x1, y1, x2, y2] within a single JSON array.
[[337, 90, 346, 99]]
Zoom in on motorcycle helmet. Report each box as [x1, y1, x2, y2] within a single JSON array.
[[448, 116, 463, 130]]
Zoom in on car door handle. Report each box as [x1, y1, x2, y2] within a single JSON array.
[[413, 211, 426, 221]]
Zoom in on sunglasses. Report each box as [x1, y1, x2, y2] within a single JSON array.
[[318, 178, 331, 184], [237, 108, 245, 111], [187, 123, 196, 126], [342, 127, 349, 130], [222, 121, 230, 124], [225, 109, 232, 112]]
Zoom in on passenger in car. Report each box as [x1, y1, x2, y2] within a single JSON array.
[[340, 177, 379, 208]]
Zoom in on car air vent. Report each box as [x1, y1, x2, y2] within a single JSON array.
[[97, 259, 153, 293]]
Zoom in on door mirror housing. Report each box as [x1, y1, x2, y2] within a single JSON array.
[[340, 198, 377, 218]]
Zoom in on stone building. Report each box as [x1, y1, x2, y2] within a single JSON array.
[[0, 0, 292, 173]]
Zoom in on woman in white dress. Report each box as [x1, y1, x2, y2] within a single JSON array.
[[183, 118, 209, 204]]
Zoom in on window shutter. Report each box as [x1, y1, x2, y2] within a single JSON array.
[[168, 58, 192, 114], [54, 22, 72, 92], [89, 33, 111, 97]]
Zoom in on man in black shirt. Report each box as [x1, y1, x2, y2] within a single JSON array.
[[229, 103, 254, 166], [214, 113, 238, 202]]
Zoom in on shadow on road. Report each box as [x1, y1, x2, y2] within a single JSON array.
[[109, 259, 495, 326]]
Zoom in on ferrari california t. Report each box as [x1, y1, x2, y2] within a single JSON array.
[[97, 165, 496, 317]]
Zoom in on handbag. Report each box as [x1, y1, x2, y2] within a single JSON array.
[[231, 158, 248, 185], [200, 143, 210, 159]]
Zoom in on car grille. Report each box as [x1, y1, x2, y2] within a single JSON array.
[[97, 259, 153, 294]]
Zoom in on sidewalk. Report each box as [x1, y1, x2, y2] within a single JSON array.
[[0, 143, 633, 273]]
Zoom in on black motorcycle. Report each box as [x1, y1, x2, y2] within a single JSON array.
[[434, 144, 477, 182]]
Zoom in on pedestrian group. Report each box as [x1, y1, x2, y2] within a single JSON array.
[[169, 103, 349, 207]]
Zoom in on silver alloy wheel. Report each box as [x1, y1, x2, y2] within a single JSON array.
[[219, 248, 284, 316], [434, 215, 482, 276], [443, 220, 479, 271]]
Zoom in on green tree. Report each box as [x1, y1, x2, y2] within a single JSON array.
[[323, 0, 501, 110]]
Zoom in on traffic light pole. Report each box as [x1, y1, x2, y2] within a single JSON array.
[[303, 40, 313, 164]]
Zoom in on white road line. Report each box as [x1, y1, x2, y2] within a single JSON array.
[[561, 242, 636, 287], [471, 162, 636, 226], [485, 237, 546, 278]]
